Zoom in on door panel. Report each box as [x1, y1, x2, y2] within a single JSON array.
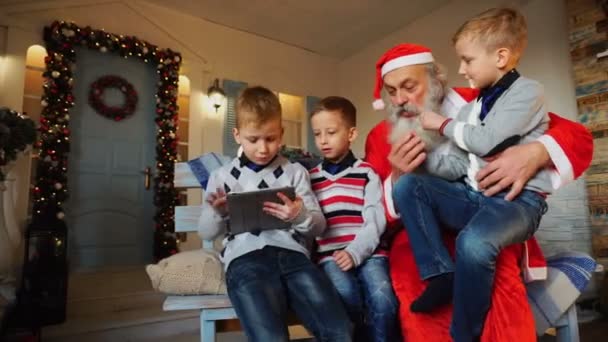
[[66, 48, 156, 270]]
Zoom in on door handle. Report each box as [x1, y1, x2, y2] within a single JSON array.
[[142, 167, 151, 190]]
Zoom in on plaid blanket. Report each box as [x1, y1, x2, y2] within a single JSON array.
[[187, 152, 232, 190], [526, 251, 596, 334]]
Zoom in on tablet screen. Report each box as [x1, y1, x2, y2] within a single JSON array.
[[226, 187, 296, 234]]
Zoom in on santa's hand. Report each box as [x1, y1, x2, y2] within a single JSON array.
[[420, 111, 445, 130], [476, 142, 549, 200], [263, 193, 303, 222], [388, 132, 426, 181], [333, 250, 354, 271]]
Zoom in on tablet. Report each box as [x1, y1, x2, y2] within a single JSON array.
[[226, 186, 296, 234]]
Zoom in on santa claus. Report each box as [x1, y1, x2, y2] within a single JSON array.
[[365, 43, 593, 341]]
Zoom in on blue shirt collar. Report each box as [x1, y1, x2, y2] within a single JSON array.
[[321, 150, 356, 175], [238, 153, 277, 172]]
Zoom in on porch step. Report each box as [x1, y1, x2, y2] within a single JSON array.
[[67, 265, 153, 300], [43, 296, 200, 341], [42, 266, 313, 341], [67, 290, 165, 317], [42, 265, 199, 340], [43, 316, 201, 341], [43, 294, 312, 342]]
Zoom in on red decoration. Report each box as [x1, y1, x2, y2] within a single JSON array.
[[35, 21, 182, 260], [88, 75, 138, 121]]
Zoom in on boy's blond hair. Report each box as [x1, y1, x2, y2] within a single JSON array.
[[453, 7, 528, 63], [236, 86, 282, 127]]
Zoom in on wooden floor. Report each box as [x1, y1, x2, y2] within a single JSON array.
[[4, 266, 605, 342], [151, 326, 313, 342], [32, 266, 314, 341]]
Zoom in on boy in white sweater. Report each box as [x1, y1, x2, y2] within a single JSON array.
[[199, 86, 351, 342]]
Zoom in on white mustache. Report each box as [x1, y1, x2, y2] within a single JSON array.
[[389, 107, 444, 151], [390, 104, 421, 122]]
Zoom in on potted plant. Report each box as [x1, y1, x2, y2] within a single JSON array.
[[0, 107, 36, 295], [0, 107, 36, 183]]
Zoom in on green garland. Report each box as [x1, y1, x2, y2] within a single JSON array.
[[34, 21, 182, 260]]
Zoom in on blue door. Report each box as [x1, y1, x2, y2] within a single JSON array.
[[66, 48, 156, 270]]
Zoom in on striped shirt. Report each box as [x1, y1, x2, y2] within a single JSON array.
[[309, 152, 387, 266]]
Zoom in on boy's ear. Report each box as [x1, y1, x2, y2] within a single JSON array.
[[348, 127, 359, 143], [232, 127, 241, 144], [496, 47, 510, 69]]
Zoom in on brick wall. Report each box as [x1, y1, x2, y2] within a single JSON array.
[[537, 179, 593, 256], [564, 0, 608, 265]]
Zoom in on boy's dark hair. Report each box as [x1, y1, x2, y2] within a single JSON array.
[[236, 86, 282, 127], [311, 96, 356, 127]]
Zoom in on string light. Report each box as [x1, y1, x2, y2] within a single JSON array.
[[34, 20, 182, 259]]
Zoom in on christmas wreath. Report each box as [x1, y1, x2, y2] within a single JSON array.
[[37, 21, 182, 260], [88, 75, 138, 121]]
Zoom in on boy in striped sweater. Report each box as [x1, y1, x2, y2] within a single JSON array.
[[309, 96, 400, 342], [199, 86, 352, 342]]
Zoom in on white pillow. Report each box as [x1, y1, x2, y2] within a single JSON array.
[[146, 249, 227, 295]]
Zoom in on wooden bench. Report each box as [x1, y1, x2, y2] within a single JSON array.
[[164, 159, 586, 342], [553, 304, 579, 341], [162, 162, 237, 342]]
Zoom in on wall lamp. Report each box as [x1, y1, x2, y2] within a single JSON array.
[[207, 78, 226, 113]]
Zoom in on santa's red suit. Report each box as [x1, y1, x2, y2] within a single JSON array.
[[365, 87, 593, 342]]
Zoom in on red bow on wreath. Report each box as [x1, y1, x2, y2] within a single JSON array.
[[88, 75, 138, 121]]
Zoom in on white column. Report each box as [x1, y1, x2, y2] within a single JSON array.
[[0, 179, 16, 302], [0, 188, 14, 280], [0, 24, 40, 301]]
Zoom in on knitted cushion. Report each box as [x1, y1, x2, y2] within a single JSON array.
[[146, 249, 227, 295]]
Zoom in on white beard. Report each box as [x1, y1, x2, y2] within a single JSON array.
[[385, 72, 448, 152], [388, 104, 445, 152]]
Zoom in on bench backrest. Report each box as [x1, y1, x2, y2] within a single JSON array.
[[174, 162, 213, 249]]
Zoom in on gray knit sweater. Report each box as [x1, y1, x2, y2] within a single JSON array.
[[198, 155, 326, 270], [438, 76, 554, 194]]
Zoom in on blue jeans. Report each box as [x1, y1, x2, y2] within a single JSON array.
[[226, 246, 352, 342], [393, 174, 547, 342], [321, 257, 400, 342]]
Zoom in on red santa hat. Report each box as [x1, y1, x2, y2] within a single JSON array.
[[372, 43, 434, 110]]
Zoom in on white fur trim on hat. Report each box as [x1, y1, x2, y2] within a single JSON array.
[[372, 99, 385, 111], [381, 52, 434, 77]]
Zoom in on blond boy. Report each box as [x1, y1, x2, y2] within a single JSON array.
[[393, 8, 551, 341], [198, 86, 352, 341]]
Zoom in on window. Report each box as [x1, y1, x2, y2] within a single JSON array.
[[176, 75, 191, 163], [176, 75, 191, 207], [23, 45, 46, 132], [222, 79, 248, 157], [23, 45, 47, 218], [278, 93, 305, 149], [305, 96, 321, 155], [222, 79, 312, 156]]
